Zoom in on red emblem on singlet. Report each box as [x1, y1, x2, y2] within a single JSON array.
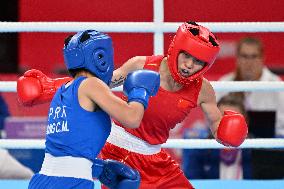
[[177, 98, 191, 109]]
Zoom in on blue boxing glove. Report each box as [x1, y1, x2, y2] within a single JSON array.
[[92, 159, 140, 189], [123, 70, 160, 109], [92, 158, 106, 178]]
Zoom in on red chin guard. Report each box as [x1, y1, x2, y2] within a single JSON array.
[[167, 22, 220, 85]]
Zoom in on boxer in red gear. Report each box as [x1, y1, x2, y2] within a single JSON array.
[[17, 21, 248, 188], [101, 22, 247, 189]]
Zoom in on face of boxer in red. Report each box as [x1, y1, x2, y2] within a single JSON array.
[[177, 51, 206, 78], [167, 22, 220, 85]]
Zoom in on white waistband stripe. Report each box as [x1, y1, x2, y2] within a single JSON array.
[[39, 153, 93, 181], [107, 123, 161, 155]]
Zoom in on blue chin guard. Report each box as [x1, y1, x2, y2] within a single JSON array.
[[63, 30, 114, 85]]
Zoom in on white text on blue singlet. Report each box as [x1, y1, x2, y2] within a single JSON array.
[[46, 106, 69, 135]]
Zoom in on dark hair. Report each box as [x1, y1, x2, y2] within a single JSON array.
[[234, 37, 264, 81], [236, 37, 263, 56], [68, 68, 89, 78], [217, 92, 247, 120]]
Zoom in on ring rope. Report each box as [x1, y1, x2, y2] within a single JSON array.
[[0, 21, 283, 151], [0, 138, 284, 149], [1, 81, 284, 92], [0, 22, 283, 33]]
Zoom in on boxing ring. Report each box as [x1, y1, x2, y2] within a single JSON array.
[[1, 2, 284, 187]]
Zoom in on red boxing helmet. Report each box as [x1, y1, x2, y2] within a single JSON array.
[[167, 22, 220, 85]]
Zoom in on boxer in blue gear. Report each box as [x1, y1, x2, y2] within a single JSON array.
[[27, 30, 160, 189]]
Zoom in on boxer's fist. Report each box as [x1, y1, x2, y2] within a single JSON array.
[[17, 69, 72, 106], [92, 158, 140, 189], [217, 110, 248, 147], [123, 70, 160, 109]]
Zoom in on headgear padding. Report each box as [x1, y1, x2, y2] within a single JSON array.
[[167, 22, 220, 85], [63, 30, 114, 85]]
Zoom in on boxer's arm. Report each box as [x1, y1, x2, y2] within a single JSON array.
[[110, 56, 146, 88], [80, 70, 160, 128], [198, 79, 222, 137], [198, 79, 248, 147]]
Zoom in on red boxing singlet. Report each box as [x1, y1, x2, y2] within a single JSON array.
[[115, 55, 203, 144]]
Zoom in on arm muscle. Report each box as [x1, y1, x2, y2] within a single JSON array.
[[81, 77, 144, 128], [198, 79, 222, 137], [110, 56, 146, 88]]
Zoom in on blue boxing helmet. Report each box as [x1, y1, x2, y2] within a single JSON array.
[[63, 30, 114, 85]]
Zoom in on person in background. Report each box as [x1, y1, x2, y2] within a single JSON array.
[[217, 37, 284, 138], [217, 37, 284, 179], [0, 94, 34, 179], [0, 148, 34, 179], [217, 93, 252, 179], [182, 93, 252, 180], [0, 94, 9, 138]]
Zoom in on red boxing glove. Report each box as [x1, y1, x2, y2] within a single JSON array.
[[17, 69, 72, 106], [217, 110, 248, 147]]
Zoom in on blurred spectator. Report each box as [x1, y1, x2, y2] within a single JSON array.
[[182, 93, 252, 179], [182, 130, 219, 179], [217, 93, 252, 179], [217, 37, 284, 138], [0, 93, 33, 179], [0, 149, 34, 179], [0, 94, 9, 138], [217, 37, 284, 179]]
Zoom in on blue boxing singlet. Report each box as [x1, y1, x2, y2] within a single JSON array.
[[45, 76, 111, 161], [29, 76, 111, 189]]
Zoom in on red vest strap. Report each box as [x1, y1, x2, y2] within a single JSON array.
[[143, 55, 164, 72]]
